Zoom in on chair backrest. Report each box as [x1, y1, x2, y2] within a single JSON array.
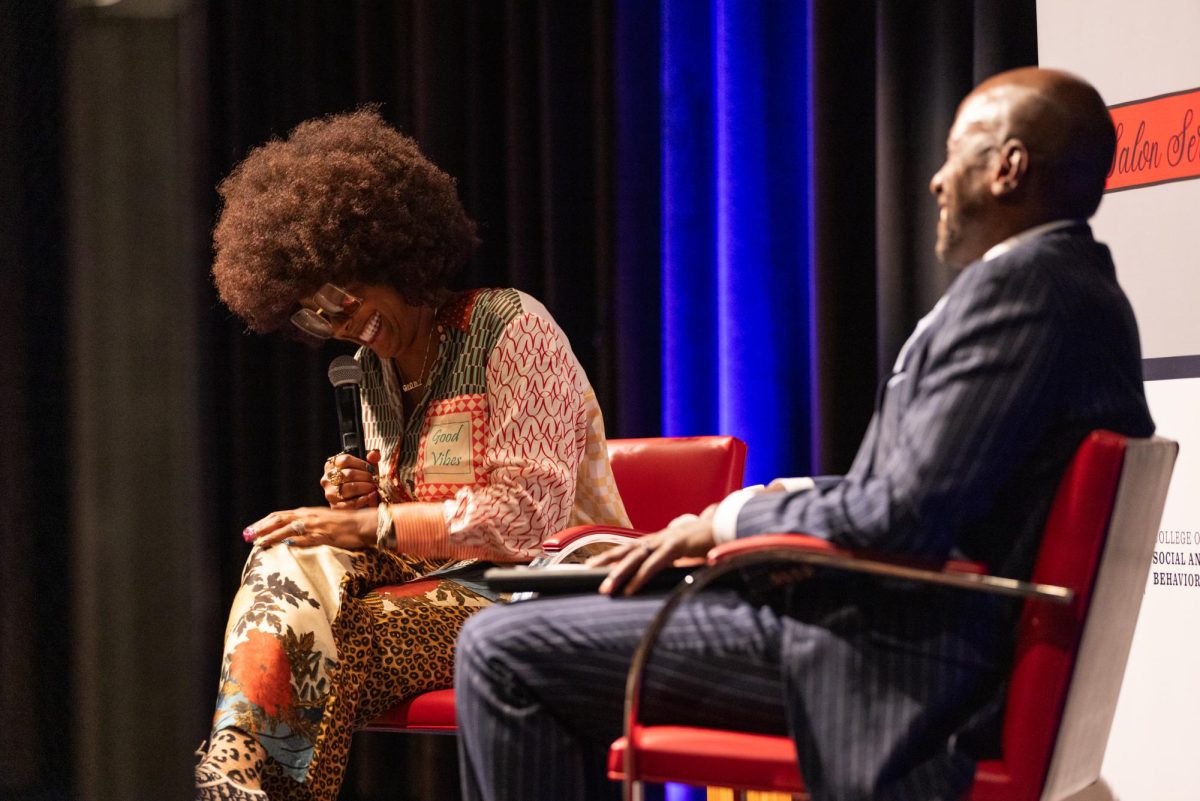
[[607, 436, 747, 531], [999, 432, 1177, 801]]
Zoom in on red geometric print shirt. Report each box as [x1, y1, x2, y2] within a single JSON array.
[[358, 288, 629, 565]]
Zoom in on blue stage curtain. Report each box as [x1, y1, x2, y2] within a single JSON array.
[[615, 3, 814, 794], [619, 0, 814, 484]]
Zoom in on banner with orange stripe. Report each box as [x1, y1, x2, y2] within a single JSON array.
[[1106, 87, 1200, 192]]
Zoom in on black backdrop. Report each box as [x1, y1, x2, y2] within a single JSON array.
[[1, 3, 70, 798], [0, 1, 1035, 799]]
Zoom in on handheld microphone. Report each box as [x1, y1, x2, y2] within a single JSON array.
[[327, 355, 366, 459]]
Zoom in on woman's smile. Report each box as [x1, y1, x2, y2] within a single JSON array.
[[358, 310, 382, 346]]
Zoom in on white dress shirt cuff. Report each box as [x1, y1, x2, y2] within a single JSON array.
[[713, 477, 817, 543], [712, 485, 764, 543]]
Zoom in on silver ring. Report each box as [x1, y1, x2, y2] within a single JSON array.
[[282, 538, 294, 546], [289, 520, 306, 535]]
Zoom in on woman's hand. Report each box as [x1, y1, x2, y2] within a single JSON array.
[[587, 504, 719, 596], [244, 506, 379, 551], [321, 450, 381, 509]]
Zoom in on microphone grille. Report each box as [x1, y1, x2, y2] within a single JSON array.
[[328, 355, 363, 387]]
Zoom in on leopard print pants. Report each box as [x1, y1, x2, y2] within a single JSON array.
[[211, 544, 490, 801]]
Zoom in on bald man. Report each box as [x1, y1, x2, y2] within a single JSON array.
[[455, 68, 1154, 801]]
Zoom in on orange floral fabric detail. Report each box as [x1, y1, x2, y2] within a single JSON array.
[[228, 629, 293, 719]]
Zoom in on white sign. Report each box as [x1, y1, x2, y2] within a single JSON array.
[[1038, 2, 1200, 799]]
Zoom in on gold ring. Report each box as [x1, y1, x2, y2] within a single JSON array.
[[325, 467, 346, 487]]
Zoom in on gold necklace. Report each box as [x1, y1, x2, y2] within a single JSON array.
[[400, 319, 436, 393]]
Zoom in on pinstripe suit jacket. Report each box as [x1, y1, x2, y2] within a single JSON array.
[[735, 224, 1154, 800]]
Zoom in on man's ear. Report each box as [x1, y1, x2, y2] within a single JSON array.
[[991, 138, 1028, 197]]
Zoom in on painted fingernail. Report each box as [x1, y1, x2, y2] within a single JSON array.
[[242, 526, 257, 542]]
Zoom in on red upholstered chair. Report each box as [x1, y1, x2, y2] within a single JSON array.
[[609, 432, 1177, 801], [364, 434, 748, 734]]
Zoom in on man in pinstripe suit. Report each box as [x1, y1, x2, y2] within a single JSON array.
[[455, 67, 1154, 801]]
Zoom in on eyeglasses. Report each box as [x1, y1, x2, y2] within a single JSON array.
[[290, 284, 362, 339]]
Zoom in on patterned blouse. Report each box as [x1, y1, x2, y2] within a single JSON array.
[[358, 287, 629, 573]]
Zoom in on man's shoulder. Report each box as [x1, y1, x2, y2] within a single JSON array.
[[959, 225, 1112, 304], [989, 225, 1109, 278]]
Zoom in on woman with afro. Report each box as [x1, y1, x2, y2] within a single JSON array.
[[196, 109, 629, 801]]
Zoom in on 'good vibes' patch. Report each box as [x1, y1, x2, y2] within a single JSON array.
[[416, 395, 487, 498]]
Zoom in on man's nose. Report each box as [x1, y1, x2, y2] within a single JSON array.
[[929, 168, 944, 197]]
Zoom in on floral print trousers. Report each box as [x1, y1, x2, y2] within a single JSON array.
[[210, 544, 490, 801]]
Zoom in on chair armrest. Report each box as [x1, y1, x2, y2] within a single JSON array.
[[709, 533, 840, 559], [505, 527, 651, 601], [707, 533, 1072, 604], [708, 533, 986, 572], [539, 525, 649, 566], [543, 525, 650, 551]]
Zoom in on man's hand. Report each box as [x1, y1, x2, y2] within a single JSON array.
[[587, 504, 719, 596]]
